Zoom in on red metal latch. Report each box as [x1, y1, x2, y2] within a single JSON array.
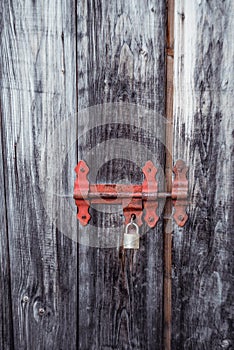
[[74, 160, 188, 228]]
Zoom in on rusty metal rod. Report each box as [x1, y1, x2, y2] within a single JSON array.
[[74, 191, 187, 200]]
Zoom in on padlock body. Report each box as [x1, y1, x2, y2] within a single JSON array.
[[123, 233, 139, 249]]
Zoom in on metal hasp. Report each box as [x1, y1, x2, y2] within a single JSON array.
[[74, 159, 189, 228], [74, 160, 159, 228]]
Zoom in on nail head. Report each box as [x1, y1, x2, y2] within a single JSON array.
[[23, 296, 29, 303], [38, 308, 45, 316]]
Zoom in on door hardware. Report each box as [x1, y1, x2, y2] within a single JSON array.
[[74, 159, 188, 228], [123, 219, 140, 249]]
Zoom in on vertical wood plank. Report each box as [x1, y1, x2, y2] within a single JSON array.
[[0, 116, 14, 349], [77, 1, 167, 349], [0, 1, 77, 348], [173, 1, 234, 349]]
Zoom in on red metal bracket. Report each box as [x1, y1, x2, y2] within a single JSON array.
[[172, 159, 189, 227], [142, 161, 158, 227], [74, 161, 91, 225], [74, 160, 159, 228], [74, 159, 189, 228]]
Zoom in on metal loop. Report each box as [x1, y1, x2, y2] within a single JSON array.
[[125, 222, 139, 234]]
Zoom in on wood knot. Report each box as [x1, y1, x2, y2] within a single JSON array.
[[139, 49, 148, 61]]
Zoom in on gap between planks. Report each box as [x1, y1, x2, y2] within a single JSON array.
[[163, 0, 174, 349]]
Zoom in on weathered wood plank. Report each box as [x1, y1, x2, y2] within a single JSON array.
[[77, 1, 166, 349], [0, 118, 14, 349], [0, 1, 77, 348], [172, 1, 234, 349]]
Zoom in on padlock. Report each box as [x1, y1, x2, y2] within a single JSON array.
[[123, 222, 140, 249]]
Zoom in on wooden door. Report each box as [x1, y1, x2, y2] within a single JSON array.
[[0, 1, 233, 349]]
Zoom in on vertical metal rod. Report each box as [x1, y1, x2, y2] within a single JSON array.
[[164, 0, 174, 349]]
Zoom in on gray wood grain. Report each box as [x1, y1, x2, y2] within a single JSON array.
[[2, 1, 233, 349], [0, 1, 77, 349], [0, 114, 14, 349], [77, 1, 166, 349], [172, 1, 234, 349]]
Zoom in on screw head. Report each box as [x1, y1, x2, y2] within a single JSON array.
[[148, 217, 154, 223], [38, 308, 45, 316], [147, 168, 151, 173], [23, 296, 29, 303], [178, 215, 184, 221], [80, 167, 85, 173]]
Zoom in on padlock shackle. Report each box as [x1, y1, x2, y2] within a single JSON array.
[[125, 222, 139, 233]]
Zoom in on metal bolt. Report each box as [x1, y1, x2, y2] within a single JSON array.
[[80, 168, 85, 173], [23, 296, 29, 303], [178, 215, 184, 221], [148, 217, 154, 223], [147, 168, 151, 173], [38, 308, 45, 316]]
